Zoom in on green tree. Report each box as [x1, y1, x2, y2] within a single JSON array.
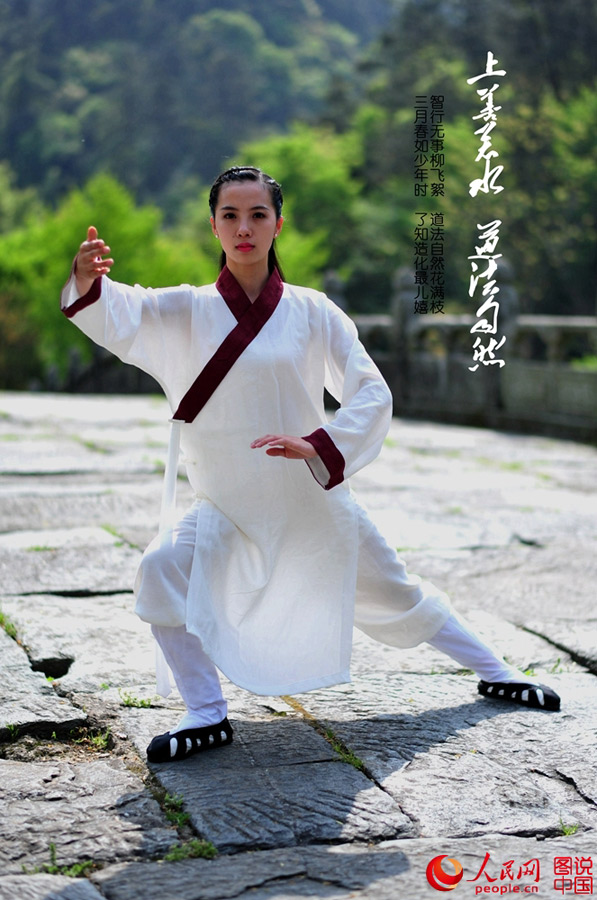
[[0, 162, 43, 232], [316, 0, 597, 314], [0, 0, 386, 205], [0, 173, 215, 385], [241, 123, 361, 269]]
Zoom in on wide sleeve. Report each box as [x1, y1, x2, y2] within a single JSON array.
[[61, 270, 194, 394], [302, 295, 393, 490]]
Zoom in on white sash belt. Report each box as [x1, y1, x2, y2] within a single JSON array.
[[154, 419, 182, 697]]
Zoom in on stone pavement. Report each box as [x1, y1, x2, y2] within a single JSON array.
[[0, 391, 596, 900]]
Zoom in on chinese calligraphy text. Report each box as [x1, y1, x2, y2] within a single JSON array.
[[466, 52, 507, 371]]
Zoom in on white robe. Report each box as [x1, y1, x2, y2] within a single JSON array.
[[61, 271, 450, 694]]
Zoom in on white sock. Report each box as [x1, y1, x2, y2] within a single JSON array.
[[428, 611, 539, 684], [170, 707, 227, 735]]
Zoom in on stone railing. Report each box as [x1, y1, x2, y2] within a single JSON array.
[[353, 312, 597, 443]]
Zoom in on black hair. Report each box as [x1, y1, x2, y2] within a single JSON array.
[[209, 166, 284, 279]]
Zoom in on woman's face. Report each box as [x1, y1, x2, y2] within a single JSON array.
[[210, 180, 283, 273]]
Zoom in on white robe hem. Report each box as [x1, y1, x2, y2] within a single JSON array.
[[213, 667, 353, 697], [355, 595, 452, 649]]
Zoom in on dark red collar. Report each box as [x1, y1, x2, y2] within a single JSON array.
[[216, 265, 284, 322], [173, 266, 284, 422]]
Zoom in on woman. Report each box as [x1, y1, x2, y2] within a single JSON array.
[[62, 166, 560, 763]]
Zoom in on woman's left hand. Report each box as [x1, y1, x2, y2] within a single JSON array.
[[251, 434, 316, 459]]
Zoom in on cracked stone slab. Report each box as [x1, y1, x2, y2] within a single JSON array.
[[163, 760, 409, 851], [91, 833, 597, 900], [122, 708, 412, 851], [0, 433, 164, 476], [0, 398, 182, 488], [0, 629, 86, 740], [0, 757, 175, 876], [0, 874, 105, 900], [359, 504, 514, 552], [0, 477, 193, 535], [0, 478, 160, 534], [1, 593, 155, 689], [294, 672, 597, 839], [0, 540, 142, 594], [0, 526, 120, 550], [360, 485, 597, 551], [524, 618, 597, 676], [0, 396, 173, 478], [401, 538, 597, 623]]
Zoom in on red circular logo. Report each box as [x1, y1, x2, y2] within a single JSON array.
[[426, 855, 464, 892]]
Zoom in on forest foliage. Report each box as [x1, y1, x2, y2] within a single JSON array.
[[0, 0, 595, 387]]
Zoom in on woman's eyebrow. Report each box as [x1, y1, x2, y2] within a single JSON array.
[[219, 204, 271, 211]]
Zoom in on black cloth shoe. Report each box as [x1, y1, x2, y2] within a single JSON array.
[[478, 680, 560, 711], [147, 717, 233, 763]]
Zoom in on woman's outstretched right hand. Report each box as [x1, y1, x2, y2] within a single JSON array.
[[75, 226, 114, 295]]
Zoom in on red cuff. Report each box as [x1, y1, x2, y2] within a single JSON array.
[[62, 262, 102, 319], [302, 427, 345, 490]]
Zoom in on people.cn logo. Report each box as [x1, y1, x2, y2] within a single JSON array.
[[426, 855, 464, 892]]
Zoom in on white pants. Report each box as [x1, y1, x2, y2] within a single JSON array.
[[143, 505, 527, 732]]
